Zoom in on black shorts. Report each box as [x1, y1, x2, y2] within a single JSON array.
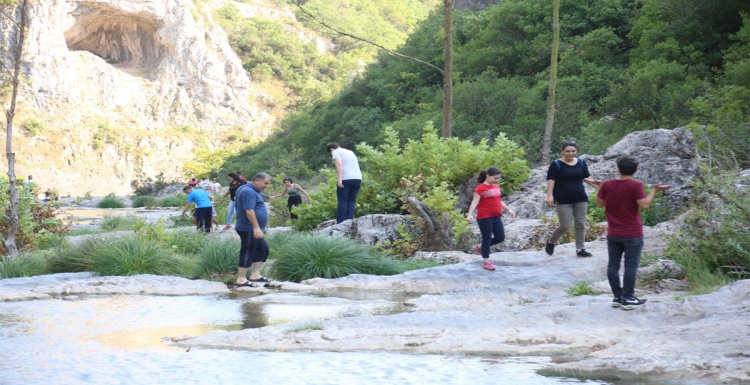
[[236, 230, 269, 268]]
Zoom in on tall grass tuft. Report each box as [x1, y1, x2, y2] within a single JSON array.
[[97, 195, 126, 209], [89, 235, 183, 276], [100, 215, 144, 231], [167, 229, 207, 255], [158, 195, 186, 207], [132, 195, 157, 208], [268, 233, 403, 283], [0, 252, 49, 278], [192, 236, 241, 278], [48, 238, 102, 273]]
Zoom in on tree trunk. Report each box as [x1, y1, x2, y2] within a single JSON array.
[[405, 196, 452, 251], [441, 0, 454, 139], [541, 0, 560, 166], [2, 0, 29, 256]]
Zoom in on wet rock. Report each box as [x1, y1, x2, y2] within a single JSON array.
[[12, 274, 231, 296]]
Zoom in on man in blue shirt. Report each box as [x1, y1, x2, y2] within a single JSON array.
[[234, 172, 272, 287], [181, 186, 213, 233]]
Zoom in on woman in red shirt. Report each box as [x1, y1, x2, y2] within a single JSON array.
[[467, 167, 516, 271]]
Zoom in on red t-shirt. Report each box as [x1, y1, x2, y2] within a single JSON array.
[[474, 183, 502, 220], [598, 179, 647, 237]]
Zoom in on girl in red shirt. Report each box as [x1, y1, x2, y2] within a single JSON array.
[[467, 167, 516, 271]]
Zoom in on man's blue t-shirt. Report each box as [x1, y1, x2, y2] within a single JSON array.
[[234, 184, 268, 232], [187, 188, 212, 208]]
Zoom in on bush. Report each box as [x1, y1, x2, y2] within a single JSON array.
[[100, 215, 144, 231], [132, 195, 157, 208], [88, 235, 183, 276], [268, 233, 403, 283], [664, 167, 750, 293], [0, 178, 68, 253], [48, 238, 102, 273], [23, 117, 46, 135], [0, 251, 49, 278], [97, 194, 125, 209], [164, 229, 207, 256], [158, 195, 186, 207], [192, 236, 241, 279]]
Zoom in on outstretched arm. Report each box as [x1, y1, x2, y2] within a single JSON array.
[[637, 183, 673, 209], [502, 202, 515, 218], [297, 184, 312, 201]]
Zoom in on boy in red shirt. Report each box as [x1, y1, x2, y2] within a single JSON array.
[[592, 156, 672, 310]]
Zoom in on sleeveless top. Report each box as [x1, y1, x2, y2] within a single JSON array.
[[287, 185, 300, 197]]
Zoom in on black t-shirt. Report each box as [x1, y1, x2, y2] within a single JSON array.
[[228, 181, 246, 201], [546, 159, 590, 204]]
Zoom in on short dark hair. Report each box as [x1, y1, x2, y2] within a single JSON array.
[[616, 156, 639, 176], [283, 177, 293, 183], [183, 186, 193, 193], [326, 142, 340, 153], [561, 140, 577, 151]]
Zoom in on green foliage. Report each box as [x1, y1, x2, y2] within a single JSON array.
[[566, 280, 604, 297], [268, 233, 403, 282], [88, 235, 184, 276], [131, 195, 157, 208], [285, 322, 324, 334], [192, 236, 241, 279], [22, 117, 46, 135], [97, 194, 125, 209], [664, 168, 750, 292], [0, 251, 49, 278], [100, 215, 144, 231], [158, 195, 186, 207], [0, 179, 68, 253]]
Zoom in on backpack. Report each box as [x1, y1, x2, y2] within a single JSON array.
[[554, 158, 586, 172]]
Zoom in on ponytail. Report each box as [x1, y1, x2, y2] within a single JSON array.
[[476, 167, 502, 183]]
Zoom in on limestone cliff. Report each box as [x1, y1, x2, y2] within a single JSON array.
[[0, 0, 275, 195]]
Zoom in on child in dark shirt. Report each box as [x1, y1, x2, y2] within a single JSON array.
[[590, 156, 672, 310]]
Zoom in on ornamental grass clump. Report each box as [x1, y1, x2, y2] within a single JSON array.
[[88, 235, 183, 276], [97, 194, 126, 209], [0, 252, 49, 279], [268, 233, 403, 283], [192, 236, 241, 279], [158, 195, 186, 208], [131, 195, 157, 208]]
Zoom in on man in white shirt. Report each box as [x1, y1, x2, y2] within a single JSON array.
[[326, 142, 362, 223], [23, 175, 33, 189]]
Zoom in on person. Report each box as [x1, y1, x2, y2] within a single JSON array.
[[217, 173, 246, 230], [211, 178, 222, 196], [590, 156, 672, 310], [180, 185, 213, 233], [467, 167, 516, 271], [200, 177, 212, 190], [233, 172, 273, 287], [326, 142, 362, 223], [270, 178, 311, 220], [43, 188, 52, 203], [236, 171, 246, 181], [544, 140, 599, 258], [23, 175, 33, 189], [188, 178, 198, 187]]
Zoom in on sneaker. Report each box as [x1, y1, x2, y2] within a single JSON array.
[[483, 260, 496, 271], [471, 244, 481, 255], [620, 297, 647, 310], [545, 241, 555, 256], [576, 249, 593, 258], [612, 297, 622, 308]]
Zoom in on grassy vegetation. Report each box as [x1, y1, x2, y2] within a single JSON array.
[[285, 322, 324, 334], [0, 251, 48, 279], [192, 236, 241, 279], [97, 195, 126, 209], [566, 280, 605, 297], [100, 215, 144, 231]]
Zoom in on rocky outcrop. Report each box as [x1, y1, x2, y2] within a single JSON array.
[[0, 0, 274, 195], [316, 214, 412, 247]]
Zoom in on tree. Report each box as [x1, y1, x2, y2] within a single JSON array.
[[541, 0, 560, 165], [293, 0, 455, 138], [0, 0, 30, 256]]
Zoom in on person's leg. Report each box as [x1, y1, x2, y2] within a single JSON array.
[[476, 217, 493, 259], [235, 230, 252, 284], [549, 203, 574, 243], [606, 237, 625, 298], [572, 201, 588, 250], [344, 179, 361, 221], [336, 183, 351, 223], [288, 196, 302, 220], [226, 200, 235, 225], [489, 216, 506, 246], [621, 237, 644, 298], [248, 237, 269, 280], [203, 207, 213, 233]]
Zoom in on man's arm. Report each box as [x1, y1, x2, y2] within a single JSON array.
[[245, 209, 263, 239], [180, 202, 192, 216], [334, 157, 344, 188], [636, 183, 672, 209]]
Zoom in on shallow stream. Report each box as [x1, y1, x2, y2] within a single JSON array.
[[0, 292, 633, 385]]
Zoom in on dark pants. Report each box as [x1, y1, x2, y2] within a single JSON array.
[[237, 230, 269, 268], [476, 216, 505, 259], [288, 195, 302, 220], [336, 179, 361, 223], [606, 236, 644, 298], [194, 207, 213, 233]]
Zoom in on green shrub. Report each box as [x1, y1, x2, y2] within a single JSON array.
[[0, 251, 49, 278], [88, 235, 183, 276], [192, 236, 241, 278], [132, 195, 157, 208], [158, 195, 186, 207], [23, 117, 46, 135], [97, 194, 125, 209], [165, 229, 207, 256], [268, 233, 403, 282], [664, 167, 750, 293], [169, 215, 194, 227], [100, 215, 144, 231], [0, 179, 68, 253]]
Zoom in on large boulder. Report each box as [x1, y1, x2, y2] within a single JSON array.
[[316, 214, 412, 247]]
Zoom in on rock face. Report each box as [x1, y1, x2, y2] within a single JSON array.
[[0, 0, 273, 195], [316, 214, 411, 247]]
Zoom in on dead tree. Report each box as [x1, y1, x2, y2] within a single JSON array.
[[404, 196, 452, 251]]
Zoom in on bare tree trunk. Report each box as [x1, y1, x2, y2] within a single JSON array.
[[1, 0, 29, 256], [442, 0, 453, 139], [405, 196, 452, 251], [541, 0, 560, 166]]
